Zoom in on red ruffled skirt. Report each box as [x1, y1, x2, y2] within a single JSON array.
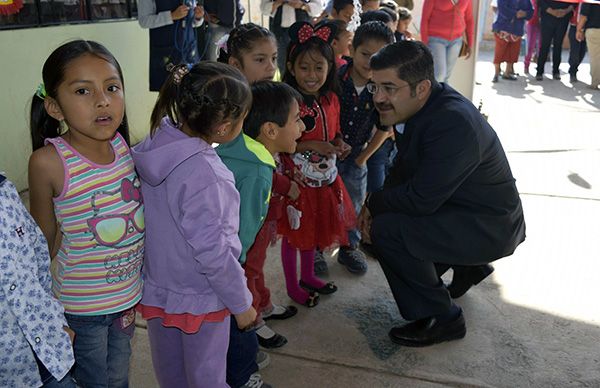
[[278, 175, 356, 251]]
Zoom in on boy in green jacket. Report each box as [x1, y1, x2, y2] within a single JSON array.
[[217, 81, 305, 386]]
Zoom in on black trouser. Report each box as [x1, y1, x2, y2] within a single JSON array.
[[568, 24, 587, 75], [371, 214, 452, 321], [537, 15, 570, 75]]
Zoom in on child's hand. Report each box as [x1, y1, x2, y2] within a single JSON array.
[[234, 307, 257, 330], [287, 180, 301, 201], [332, 137, 352, 160], [310, 141, 337, 157], [63, 326, 75, 343]]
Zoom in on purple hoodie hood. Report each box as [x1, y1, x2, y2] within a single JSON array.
[[132, 118, 213, 187]]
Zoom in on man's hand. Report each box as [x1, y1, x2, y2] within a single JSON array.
[[171, 5, 189, 21], [287, 180, 301, 201], [358, 205, 373, 244], [234, 307, 257, 330], [576, 29, 585, 42], [194, 5, 204, 20], [516, 10, 527, 18]]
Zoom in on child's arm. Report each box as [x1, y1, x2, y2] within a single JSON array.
[[0, 178, 74, 380], [272, 171, 292, 197], [355, 128, 394, 167], [28, 146, 63, 257]]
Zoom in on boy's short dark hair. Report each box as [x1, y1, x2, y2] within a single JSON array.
[[360, 9, 393, 25], [379, 6, 398, 22], [397, 6, 412, 21], [352, 21, 395, 49], [244, 81, 303, 139], [333, 0, 354, 12]]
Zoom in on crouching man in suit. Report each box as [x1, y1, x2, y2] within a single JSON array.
[[359, 40, 526, 347]]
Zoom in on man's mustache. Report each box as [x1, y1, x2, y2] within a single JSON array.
[[375, 103, 394, 111]]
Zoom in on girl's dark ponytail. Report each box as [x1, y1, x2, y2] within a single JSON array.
[[30, 92, 61, 151], [150, 66, 183, 135]]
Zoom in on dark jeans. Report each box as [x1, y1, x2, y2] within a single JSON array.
[[537, 15, 571, 75], [367, 138, 397, 193], [371, 213, 452, 321], [35, 353, 76, 388], [568, 24, 587, 75], [338, 151, 368, 247], [226, 318, 259, 387], [65, 310, 135, 388]]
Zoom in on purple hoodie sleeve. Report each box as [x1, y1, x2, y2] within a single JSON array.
[[177, 175, 252, 315]]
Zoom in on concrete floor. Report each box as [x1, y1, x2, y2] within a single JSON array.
[[129, 51, 600, 387]]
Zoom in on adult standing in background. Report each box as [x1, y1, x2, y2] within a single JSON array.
[[535, 0, 573, 81], [523, 0, 540, 74], [138, 0, 204, 91], [491, 0, 533, 82], [568, 5, 587, 84], [420, 0, 475, 84], [261, 0, 325, 75], [576, 0, 600, 90], [203, 0, 245, 61]]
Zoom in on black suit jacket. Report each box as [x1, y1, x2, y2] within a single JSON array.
[[368, 83, 526, 264]]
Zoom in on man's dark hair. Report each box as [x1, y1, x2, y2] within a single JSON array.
[[370, 40, 435, 95], [244, 81, 302, 139], [360, 9, 393, 25], [352, 21, 395, 49]]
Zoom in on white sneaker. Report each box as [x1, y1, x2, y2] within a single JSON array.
[[240, 373, 272, 388]]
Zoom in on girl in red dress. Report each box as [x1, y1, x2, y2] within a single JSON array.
[[279, 21, 356, 307]]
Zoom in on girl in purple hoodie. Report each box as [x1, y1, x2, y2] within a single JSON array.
[[131, 62, 255, 388]]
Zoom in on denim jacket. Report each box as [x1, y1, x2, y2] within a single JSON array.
[[0, 176, 74, 387]]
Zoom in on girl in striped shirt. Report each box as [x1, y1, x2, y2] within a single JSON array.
[[28, 40, 144, 387]]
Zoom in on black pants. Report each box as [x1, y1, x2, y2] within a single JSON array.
[[371, 213, 452, 321], [568, 24, 587, 75], [537, 15, 570, 75]]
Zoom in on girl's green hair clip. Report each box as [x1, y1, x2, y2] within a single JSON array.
[[36, 83, 47, 100]]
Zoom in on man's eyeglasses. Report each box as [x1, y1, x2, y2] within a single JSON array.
[[366, 82, 411, 96], [367, 79, 427, 96]]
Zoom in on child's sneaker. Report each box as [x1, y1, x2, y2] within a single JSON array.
[[256, 350, 270, 370], [314, 249, 328, 275], [337, 247, 368, 274], [241, 373, 272, 388]]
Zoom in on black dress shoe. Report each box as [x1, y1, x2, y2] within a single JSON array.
[[447, 264, 494, 298], [388, 311, 466, 347], [257, 332, 288, 349]]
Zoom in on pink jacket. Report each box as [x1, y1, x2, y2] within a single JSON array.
[[421, 0, 475, 46]]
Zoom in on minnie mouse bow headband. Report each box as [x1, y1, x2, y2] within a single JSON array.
[[288, 21, 337, 45]]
